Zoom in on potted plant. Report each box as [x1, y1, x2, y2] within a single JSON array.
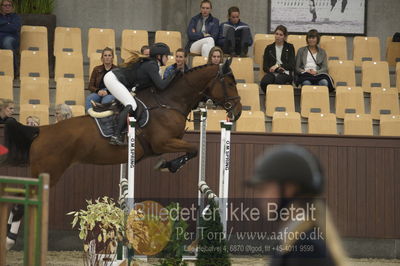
[[68, 197, 125, 266]]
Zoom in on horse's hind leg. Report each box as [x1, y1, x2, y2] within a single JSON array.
[[154, 138, 198, 173]]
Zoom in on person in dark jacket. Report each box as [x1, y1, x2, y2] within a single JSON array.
[[0, 98, 15, 124], [104, 43, 176, 145], [0, 0, 21, 75], [217, 6, 253, 57], [260, 25, 295, 93], [186, 0, 219, 57], [163, 48, 189, 79], [85, 47, 117, 110], [249, 145, 347, 266]]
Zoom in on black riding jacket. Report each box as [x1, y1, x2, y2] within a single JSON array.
[[112, 58, 175, 92]]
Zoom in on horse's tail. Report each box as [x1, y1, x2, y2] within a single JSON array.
[[2, 118, 39, 166]]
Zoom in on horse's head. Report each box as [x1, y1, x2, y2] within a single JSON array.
[[205, 59, 242, 121]]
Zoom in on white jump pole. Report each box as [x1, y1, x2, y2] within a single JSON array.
[[218, 120, 232, 237], [127, 117, 136, 211], [197, 108, 207, 207]]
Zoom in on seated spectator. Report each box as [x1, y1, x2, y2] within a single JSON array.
[[0, 98, 15, 123], [296, 29, 334, 91], [186, 0, 219, 57], [207, 46, 224, 65], [141, 45, 150, 56], [217, 6, 253, 57], [26, 115, 40, 126], [163, 48, 189, 79], [260, 25, 295, 93], [85, 47, 117, 110], [55, 104, 72, 123], [0, 0, 21, 76]]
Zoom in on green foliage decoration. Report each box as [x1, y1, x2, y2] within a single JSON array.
[[67, 196, 125, 254], [196, 201, 230, 266], [158, 202, 189, 266], [13, 0, 54, 14]]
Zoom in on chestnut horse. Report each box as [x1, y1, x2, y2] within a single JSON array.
[[2, 60, 242, 249], [3, 60, 242, 187]]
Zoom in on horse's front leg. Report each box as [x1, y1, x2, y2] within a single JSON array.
[[153, 138, 198, 173], [5, 204, 24, 250]]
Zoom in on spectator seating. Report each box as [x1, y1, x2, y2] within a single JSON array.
[[370, 87, 400, 120], [361, 61, 390, 93], [335, 86, 365, 119], [19, 77, 49, 106], [0, 49, 13, 77], [55, 78, 85, 108], [87, 28, 115, 57], [206, 110, 228, 131], [230, 57, 254, 83], [344, 114, 373, 136], [254, 33, 274, 42], [328, 60, 356, 87], [308, 113, 337, 134], [300, 85, 330, 118], [54, 52, 84, 80], [396, 62, 400, 92], [121, 29, 149, 61], [265, 84, 295, 117], [386, 36, 400, 67], [155, 31, 182, 55], [20, 50, 49, 78], [0, 76, 13, 100], [380, 115, 400, 136], [287, 35, 306, 53], [186, 112, 195, 131], [20, 25, 48, 52], [192, 56, 208, 67], [237, 83, 260, 111], [54, 27, 82, 55], [320, 35, 347, 60], [353, 36, 381, 67], [19, 104, 49, 125], [235, 111, 265, 132], [272, 111, 302, 133], [253, 36, 274, 66]]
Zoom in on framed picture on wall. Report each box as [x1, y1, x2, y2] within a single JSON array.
[[269, 0, 367, 35]]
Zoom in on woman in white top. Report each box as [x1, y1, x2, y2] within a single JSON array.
[[295, 29, 334, 90]]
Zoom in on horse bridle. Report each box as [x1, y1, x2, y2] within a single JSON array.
[[201, 70, 241, 114]]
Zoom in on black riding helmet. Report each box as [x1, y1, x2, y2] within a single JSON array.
[[150, 42, 171, 65], [249, 144, 324, 196]]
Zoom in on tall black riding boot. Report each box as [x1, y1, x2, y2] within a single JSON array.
[[110, 105, 133, 146]]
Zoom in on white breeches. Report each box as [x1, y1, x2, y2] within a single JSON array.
[[103, 71, 137, 110], [190, 36, 215, 57]]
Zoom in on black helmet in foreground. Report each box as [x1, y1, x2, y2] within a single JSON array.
[[249, 144, 324, 196], [150, 42, 171, 57]]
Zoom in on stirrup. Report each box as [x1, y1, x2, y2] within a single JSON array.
[[109, 135, 125, 146]]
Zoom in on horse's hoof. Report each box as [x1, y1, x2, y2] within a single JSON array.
[[154, 158, 167, 171], [6, 237, 15, 250]]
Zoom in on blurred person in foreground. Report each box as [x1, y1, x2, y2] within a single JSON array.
[[249, 144, 347, 266]]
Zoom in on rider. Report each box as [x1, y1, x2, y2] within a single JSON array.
[[104, 42, 176, 145], [249, 145, 347, 266]]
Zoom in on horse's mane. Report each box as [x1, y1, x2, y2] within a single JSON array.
[[164, 64, 215, 89]]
